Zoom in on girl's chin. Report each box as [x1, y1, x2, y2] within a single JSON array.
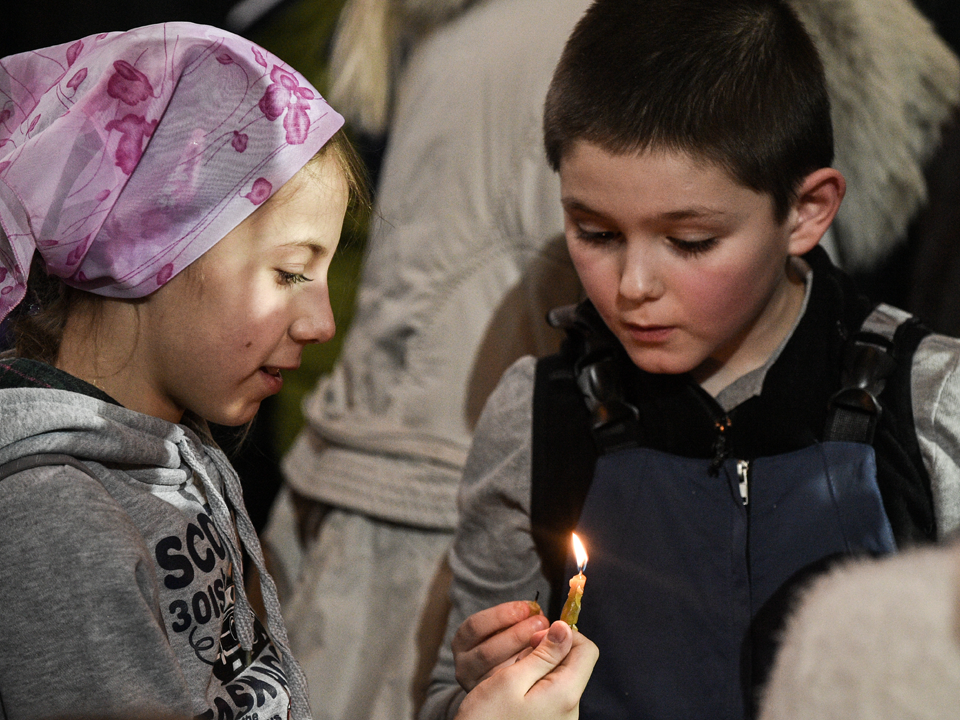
[[206, 401, 262, 428]]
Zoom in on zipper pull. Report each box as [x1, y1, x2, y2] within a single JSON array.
[[708, 416, 732, 476], [736, 459, 750, 505]]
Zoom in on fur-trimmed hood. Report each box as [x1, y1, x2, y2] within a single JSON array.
[[330, 0, 959, 270], [792, 0, 960, 270]]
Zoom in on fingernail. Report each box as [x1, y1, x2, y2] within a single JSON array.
[[548, 621, 566, 643], [527, 600, 543, 616]]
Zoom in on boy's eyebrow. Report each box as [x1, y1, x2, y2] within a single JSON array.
[[561, 198, 597, 213], [562, 197, 732, 221], [659, 207, 732, 221]]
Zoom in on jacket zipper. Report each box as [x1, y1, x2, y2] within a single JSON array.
[[736, 459, 750, 505]]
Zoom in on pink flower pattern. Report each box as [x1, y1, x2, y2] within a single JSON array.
[[107, 60, 154, 105], [66, 40, 84, 66], [66, 68, 87, 90], [66, 234, 91, 265], [105, 114, 159, 174], [0, 24, 343, 324], [156, 263, 174, 286], [245, 177, 272, 204], [258, 66, 314, 145], [232, 131, 248, 152]]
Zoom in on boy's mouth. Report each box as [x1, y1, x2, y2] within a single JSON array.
[[261, 366, 282, 378], [624, 320, 672, 332], [623, 323, 674, 342]]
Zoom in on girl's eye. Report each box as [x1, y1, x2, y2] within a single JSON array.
[[669, 237, 718, 257], [277, 269, 312, 286]]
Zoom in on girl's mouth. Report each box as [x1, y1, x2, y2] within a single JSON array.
[[259, 366, 284, 392]]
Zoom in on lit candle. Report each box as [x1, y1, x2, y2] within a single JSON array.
[[559, 533, 588, 630]]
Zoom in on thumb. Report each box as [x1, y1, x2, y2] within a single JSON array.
[[508, 621, 573, 690]]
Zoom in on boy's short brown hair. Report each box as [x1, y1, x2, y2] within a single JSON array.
[[543, 0, 832, 221]]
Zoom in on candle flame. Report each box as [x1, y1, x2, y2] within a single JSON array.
[[572, 533, 588, 573]]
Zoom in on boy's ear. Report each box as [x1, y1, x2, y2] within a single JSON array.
[[787, 168, 846, 256]]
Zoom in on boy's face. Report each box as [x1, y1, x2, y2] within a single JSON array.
[[560, 142, 809, 387]]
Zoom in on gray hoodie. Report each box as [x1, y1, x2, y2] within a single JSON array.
[[0, 359, 310, 720]]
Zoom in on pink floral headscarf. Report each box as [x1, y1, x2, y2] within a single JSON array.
[[0, 22, 344, 322]]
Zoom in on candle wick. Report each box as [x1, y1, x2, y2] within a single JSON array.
[[579, 559, 588, 574]]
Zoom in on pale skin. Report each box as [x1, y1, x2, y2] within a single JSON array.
[[54, 152, 594, 719], [456, 617, 598, 720], [451, 141, 844, 697], [562, 141, 845, 397], [56, 156, 348, 427]]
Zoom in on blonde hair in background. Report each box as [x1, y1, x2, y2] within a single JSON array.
[[327, 0, 477, 134], [328, 0, 399, 134]]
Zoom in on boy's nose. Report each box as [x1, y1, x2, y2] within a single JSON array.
[[290, 287, 336, 345], [619, 241, 663, 302]]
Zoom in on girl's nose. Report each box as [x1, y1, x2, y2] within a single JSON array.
[[290, 286, 336, 344], [619, 241, 664, 302]]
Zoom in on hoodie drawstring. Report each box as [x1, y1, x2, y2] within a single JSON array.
[[178, 438, 312, 720]]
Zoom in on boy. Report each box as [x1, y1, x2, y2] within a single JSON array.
[[419, 1, 960, 719]]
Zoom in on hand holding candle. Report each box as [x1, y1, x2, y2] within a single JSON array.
[[560, 533, 588, 630]]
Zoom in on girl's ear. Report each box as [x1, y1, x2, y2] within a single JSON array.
[[786, 167, 846, 257]]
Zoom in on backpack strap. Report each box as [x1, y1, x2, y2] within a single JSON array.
[[855, 305, 936, 542], [545, 303, 641, 454], [532, 302, 642, 619], [531, 350, 598, 620], [824, 303, 917, 444], [0, 453, 100, 483]]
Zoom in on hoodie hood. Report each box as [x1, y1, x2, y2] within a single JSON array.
[[0, 373, 313, 720], [0, 386, 206, 478]]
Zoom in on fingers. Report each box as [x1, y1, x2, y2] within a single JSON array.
[[453, 600, 544, 651], [454, 622, 599, 720], [510, 620, 572, 683], [453, 600, 549, 691], [509, 621, 598, 699]]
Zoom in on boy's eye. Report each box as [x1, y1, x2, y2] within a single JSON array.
[[276, 269, 312, 285], [669, 236, 718, 257], [574, 225, 621, 244]]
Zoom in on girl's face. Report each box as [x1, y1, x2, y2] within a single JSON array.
[[134, 154, 348, 425], [560, 141, 811, 393]]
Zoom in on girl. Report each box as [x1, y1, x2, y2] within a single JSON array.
[[0, 23, 595, 720]]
